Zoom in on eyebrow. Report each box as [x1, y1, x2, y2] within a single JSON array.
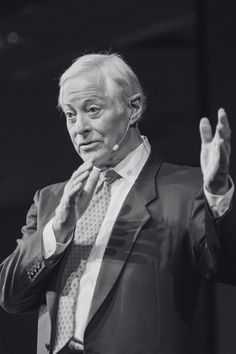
[[62, 103, 75, 111], [62, 95, 106, 108]]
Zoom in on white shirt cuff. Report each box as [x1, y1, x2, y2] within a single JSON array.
[[42, 217, 72, 259], [204, 176, 234, 218]]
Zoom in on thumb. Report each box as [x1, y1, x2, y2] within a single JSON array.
[[199, 117, 213, 144]]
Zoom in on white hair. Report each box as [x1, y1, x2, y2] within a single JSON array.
[[58, 53, 146, 120]]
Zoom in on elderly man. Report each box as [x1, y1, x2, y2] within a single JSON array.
[[0, 53, 235, 354]]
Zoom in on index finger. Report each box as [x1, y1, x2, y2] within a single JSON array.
[[199, 117, 213, 144], [83, 166, 100, 195], [71, 159, 94, 180]]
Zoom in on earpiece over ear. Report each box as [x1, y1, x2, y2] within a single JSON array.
[[128, 93, 142, 125]]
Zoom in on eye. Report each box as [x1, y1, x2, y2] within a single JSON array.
[[65, 111, 76, 122], [88, 105, 100, 114]]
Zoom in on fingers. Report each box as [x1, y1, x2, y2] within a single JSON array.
[[199, 117, 213, 144], [63, 159, 95, 202], [200, 108, 231, 146], [216, 108, 231, 141], [71, 159, 94, 180], [69, 170, 90, 194], [65, 164, 100, 202], [63, 166, 100, 213], [68, 159, 94, 191], [83, 166, 100, 195]]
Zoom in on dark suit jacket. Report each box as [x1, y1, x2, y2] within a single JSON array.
[[1, 149, 236, 354]]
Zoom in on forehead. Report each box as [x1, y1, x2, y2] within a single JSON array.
[[61, 72, 116, 106]]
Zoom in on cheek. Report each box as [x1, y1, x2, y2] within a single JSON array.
[[101, 115, 127, 145], [67, 126, 79, 148], [102, 126, 123, 149], [67, 127, 75, 141]]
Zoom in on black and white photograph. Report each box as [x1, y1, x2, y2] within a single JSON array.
[[0, 1, 236, 353]]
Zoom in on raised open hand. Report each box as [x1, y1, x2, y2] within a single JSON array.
[[200, 108, 231, 195]]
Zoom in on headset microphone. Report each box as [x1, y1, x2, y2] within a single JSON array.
[[112, 117, 132, 152], [112, 144, 119, 152]]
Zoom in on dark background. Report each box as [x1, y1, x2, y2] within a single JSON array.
[[0, 0, 236, 353]]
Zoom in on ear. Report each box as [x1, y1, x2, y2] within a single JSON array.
[[128, 93, 142, 125]]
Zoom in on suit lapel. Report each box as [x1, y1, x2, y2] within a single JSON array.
[[86, 148, 163, 328]]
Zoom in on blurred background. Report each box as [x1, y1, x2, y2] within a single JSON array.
[[0, 0, 235, 353]]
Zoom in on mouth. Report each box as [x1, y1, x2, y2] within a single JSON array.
[[79, 141, 100, 150]]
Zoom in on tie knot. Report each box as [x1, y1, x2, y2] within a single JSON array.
[[100, 169, 120, 185]]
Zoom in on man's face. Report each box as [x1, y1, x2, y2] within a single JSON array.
[[61, 72, 132, 168]]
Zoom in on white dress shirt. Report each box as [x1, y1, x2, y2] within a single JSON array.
[[43, 137, 234, 342]]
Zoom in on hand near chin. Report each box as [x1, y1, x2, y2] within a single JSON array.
[[53, 160, 100, 243]]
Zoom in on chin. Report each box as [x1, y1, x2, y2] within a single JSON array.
[[93, 153, 114, 168], [93, 157, 110, 169], [77, 147, 113, 168]]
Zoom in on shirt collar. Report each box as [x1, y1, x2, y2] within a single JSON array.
[[113, 136, 151, 184]]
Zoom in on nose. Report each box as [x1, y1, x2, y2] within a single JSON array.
[[74, 113, 91, 135]]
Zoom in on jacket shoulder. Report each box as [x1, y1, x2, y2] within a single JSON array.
[[39, 181, 67, 198]]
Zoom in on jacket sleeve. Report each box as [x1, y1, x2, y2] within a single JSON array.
[[190, 187, 236, 284], [0, 189, 65, 314]]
